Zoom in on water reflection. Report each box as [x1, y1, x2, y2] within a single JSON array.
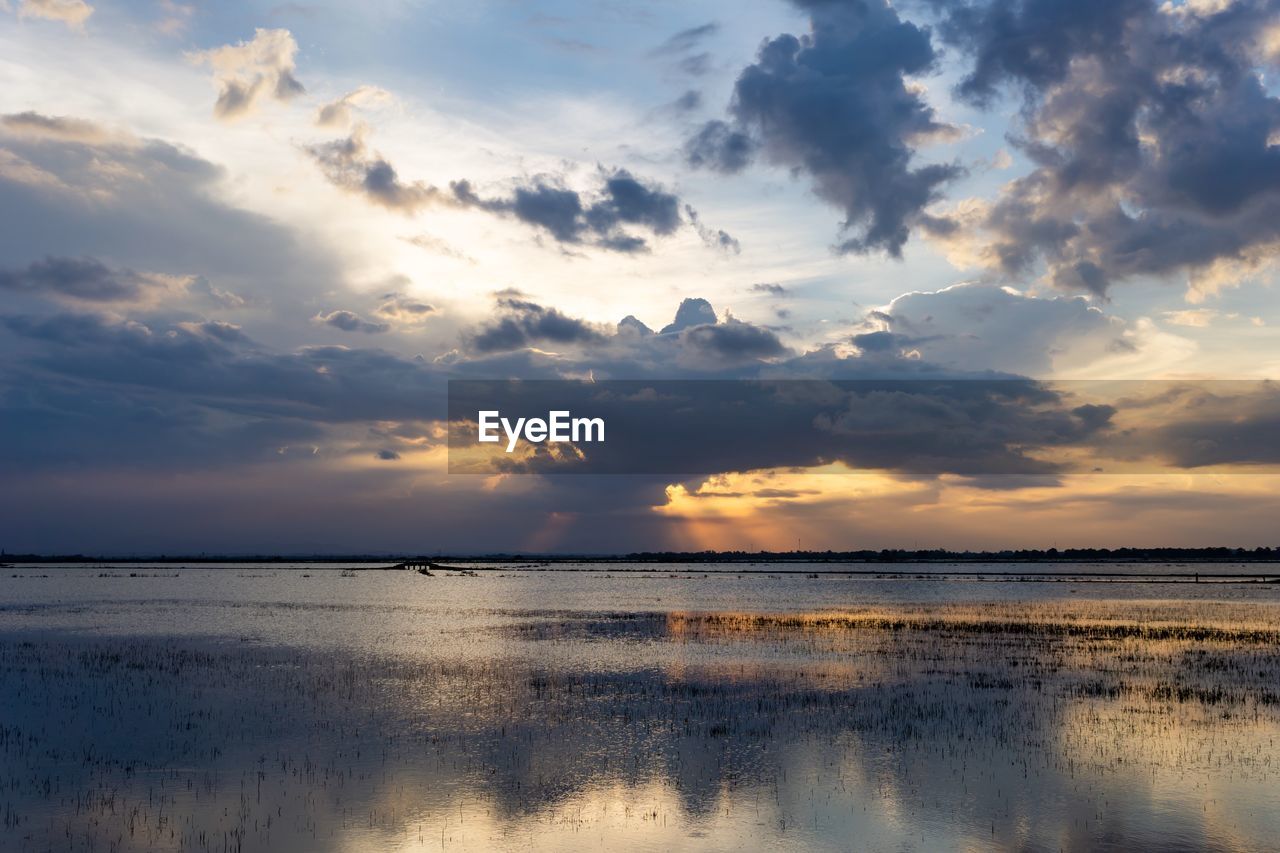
[[1, 574, 1278, 851]]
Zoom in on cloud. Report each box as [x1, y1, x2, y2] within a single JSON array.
[[680, 319, 789, 362], [659, 297, 717, 333], [154, 0, 193, 36], [315, 85, 393, 128], [679, 53, 713, 76], [401, 233, 476, 263], [1162, 309, 1218, 328], [683, 120, 755, 173], [453, 167, 691, 254], [306, 126, 727, 255], [686, 0, 963, 256], [0, 112, 341, 313], [684, 204, 740, 253], [857, 282, 1146, 375], [313, 309, 390, 334], [0, 111, 108, 143], [750, 282, 786, 295], [650, 22, 719, 56], [449, 376, 1113, 478], [305, 125, 454, 213], [190, 28, 306, 121], [670, 90, 702, 114], [178, 320, 251, 344], [374, 292, 436, 324], [929, 0, 1280, 297], [16, 0, 93, 29], [466, 296, 607, 353], [0, 256, 191, 305], [1097, 383, 1280, 468]]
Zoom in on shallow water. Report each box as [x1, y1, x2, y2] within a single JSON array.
[[1, 564, 1278, 851]]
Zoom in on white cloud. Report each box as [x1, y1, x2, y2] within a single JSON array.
[[17, 0, 93, 29], [189, 29, 305, 122], [864, 282, 1191, 377]]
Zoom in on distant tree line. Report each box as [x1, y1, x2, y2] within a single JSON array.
[[5, 546, 1280, 563]]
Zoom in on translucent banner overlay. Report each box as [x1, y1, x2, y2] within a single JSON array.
[[447, 379, 1280, 476]]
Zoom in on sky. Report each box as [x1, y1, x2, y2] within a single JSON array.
[[2, 0, 1280, 554]]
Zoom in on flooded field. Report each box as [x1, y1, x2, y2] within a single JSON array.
[[1, 564, 1278, 851]]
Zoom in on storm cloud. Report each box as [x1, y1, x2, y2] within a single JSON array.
[[686, 0, 963, 256], [930, 0, 1280, 297]]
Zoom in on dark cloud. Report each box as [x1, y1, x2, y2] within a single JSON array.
[[684, 204, 741, 253], [305, 127, 452, 214], [852, 330, 910, 353], [313, 309, 390, 334], [306, 123, 730, 256], [681, 320, 789, 362], [0, 113, 341, 319], [466, 297, 606, 353], [179, 320, 251, 344], [750, 282, 786, 295], [452, 168, 694, 254], [0, 257, 173, 303], [929, 0, 1280, 295], [659, 297, 717, 333], [1097, 383, 1280, 468], [448, 378, 1113, 478], [687, 0, 963, 256], [375, 448, 401, 461], [683, 120, 755, 173]]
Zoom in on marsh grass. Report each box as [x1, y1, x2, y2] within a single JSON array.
[[2, 586, 1279, 851]]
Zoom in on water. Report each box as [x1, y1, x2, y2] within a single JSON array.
[[1, 564, 1278, 851]]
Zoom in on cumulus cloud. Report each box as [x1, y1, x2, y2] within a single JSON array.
[[659, 297, 718, 333], [313, 309, 390, 334], [452, 167, 698, 254], [305, 123, 729, 255], [466, 296, 607, 353], [686, 0, 963, 257], [928, 0, 1280, 298], [856, 282, 1147, 375], [456, 294, 792, 372], [190, 28, 305, 121], [16, 0, 93, 28]]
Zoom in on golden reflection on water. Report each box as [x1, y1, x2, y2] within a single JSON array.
[[2, 574, 1279, 851]]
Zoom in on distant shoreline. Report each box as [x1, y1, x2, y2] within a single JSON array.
[[5, 547, 1280, 565]]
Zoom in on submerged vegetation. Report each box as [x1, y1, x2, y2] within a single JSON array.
[[0, 569, 1278, 851]]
